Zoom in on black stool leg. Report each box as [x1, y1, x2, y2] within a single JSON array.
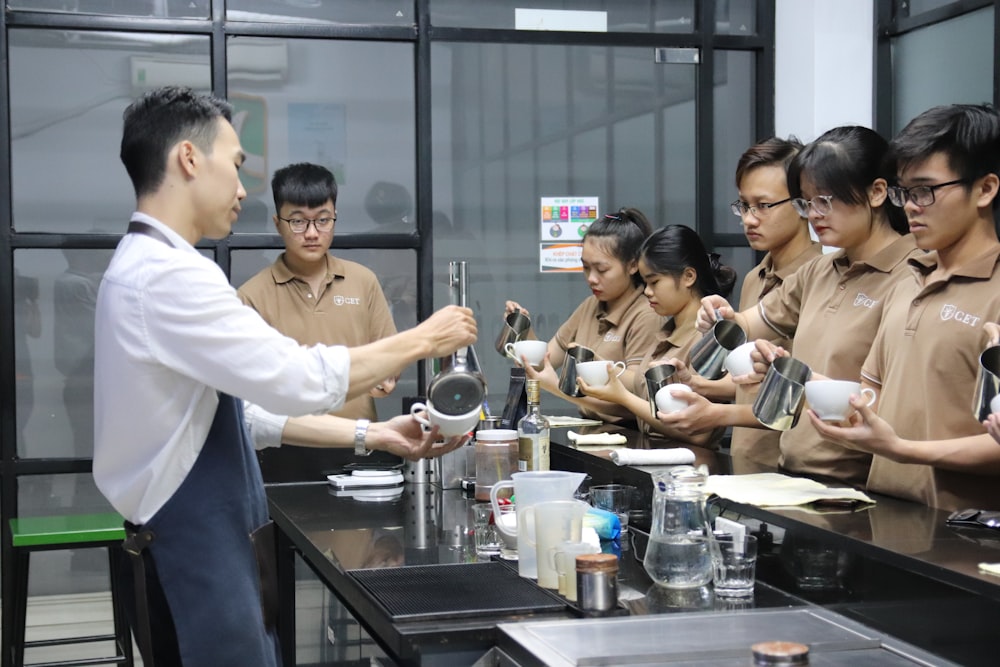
[[107, 546, 134, 666], [13, 549, 30, 667]]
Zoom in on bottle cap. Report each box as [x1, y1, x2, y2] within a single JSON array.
[[475, 429, 518, 442], [575, 553, 618, 574], [751, 641, 809, 665], [526, 379, 540, 403]]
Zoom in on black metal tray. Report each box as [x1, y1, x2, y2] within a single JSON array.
[[349, 561, 567, 622]]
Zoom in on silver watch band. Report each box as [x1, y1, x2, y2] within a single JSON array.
[[354, 419, 372, 456]]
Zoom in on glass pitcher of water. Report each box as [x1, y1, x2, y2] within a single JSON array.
[[643, 466, 714, 588]]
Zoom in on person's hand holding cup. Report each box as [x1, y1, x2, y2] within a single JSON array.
[[655, 383, 694, 414], [409, 401, 480, 437], [505, 339, 548, 369], [574, 360, 626, 387], [804, 380, 876, 422]]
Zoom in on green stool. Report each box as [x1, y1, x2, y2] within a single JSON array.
[[4, 513, 133, 667]]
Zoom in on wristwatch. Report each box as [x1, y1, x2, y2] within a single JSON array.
[[354, 419, 372, 456]]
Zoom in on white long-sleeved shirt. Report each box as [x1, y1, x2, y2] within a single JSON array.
[[94, 214, 350, 524]]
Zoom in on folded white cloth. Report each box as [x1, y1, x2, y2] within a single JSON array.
[[979, 562, 1000, 577], [567, 431, 628, 446], [610, 448, 695, 466], [705, 472, 875, 507]]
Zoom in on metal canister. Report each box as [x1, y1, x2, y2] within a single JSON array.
[[751, 641, 809, 665], [576, 553, 618, 613]]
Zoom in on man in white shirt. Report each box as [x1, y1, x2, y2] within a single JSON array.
[[95, 86, 476, 667]]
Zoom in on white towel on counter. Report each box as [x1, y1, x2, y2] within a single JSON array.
[[567, 431, 628, 446], [610, 448, 695, 466], [705, 472, 875, 507]]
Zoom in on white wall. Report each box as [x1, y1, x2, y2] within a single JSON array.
[[775, 0, 875, 142]]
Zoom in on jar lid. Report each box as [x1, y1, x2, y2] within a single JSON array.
[[575, 553, 618, 574], [751, 641, 809, 665], [475, 429, 518, 441]]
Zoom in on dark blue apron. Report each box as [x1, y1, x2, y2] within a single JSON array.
[[119, 221, 281, 666]]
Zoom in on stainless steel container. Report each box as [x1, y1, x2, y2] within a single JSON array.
[[557, 346, 596, 397], [753, 356, 812, 431], [972, 345, 1000, 421], [689, 319, 747, 380], [644, 364, 676, 417]]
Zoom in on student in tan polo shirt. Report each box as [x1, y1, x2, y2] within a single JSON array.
[[505, 208, 662, 424], [239, 163, 397, 427], [693, 126, 920, 487], [659, 138, 821, 468], [576, 224, 736, 446], [810, 104, 1000, 510]]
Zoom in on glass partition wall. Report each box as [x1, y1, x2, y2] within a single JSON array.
[[0, 0, 773, 660]]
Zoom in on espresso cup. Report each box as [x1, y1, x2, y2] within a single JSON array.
[[654, 383, 693, 414], [724, 341, 757, 377], [505, 340, 548, 369], [575, 360, 626, 387], [409, 401, 480, 437], [804, 380, 877, 422]]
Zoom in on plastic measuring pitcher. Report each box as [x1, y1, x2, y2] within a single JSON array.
[[491, 470, 586, 579], [522, 499, 590, 589]]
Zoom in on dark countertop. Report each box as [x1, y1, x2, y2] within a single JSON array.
[[267, 429, 1000, 666]]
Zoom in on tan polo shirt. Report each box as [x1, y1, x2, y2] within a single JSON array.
[[732, 243, 823, 467], [238, 253, 397, 420], [555, 284, 663, 423], [757, 234, 920, 485], [863, 245, 1000, 510]]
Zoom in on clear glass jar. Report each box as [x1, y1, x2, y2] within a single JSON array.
[[474, 429, 518, 501]]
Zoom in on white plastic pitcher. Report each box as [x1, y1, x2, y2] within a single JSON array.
[[522, 499, 590, 589], [491, 471, 586, 579]]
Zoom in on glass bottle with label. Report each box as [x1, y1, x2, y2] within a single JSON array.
[[517, 379, 550, 471]]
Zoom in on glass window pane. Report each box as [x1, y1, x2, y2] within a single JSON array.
[[431, 0, 695, 33], [716, 0, 757, 35], [891, 7, 994, 133], [227, 0, 411, 24], [900, 0, 962, 16], [9, 30, 210, 233], [432, 41, 697, 412], [227, 37, 416, 235], [712, 51, 755, 231], [7, 0, 208, 18], [15, 249, 114, 461]]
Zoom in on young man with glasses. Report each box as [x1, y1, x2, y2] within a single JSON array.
[[239, 163, 398, 433], [811, 104, 1000, 510]]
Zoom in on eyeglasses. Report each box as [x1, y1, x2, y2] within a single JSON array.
[[791, 195, 835, 218], [887, 179, 968, 208], [730, 198, 791, 219], [278, 215, 336, 234]]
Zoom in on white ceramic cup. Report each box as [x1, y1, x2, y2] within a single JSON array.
[[804, 380, 877, 421], [992, 393, 1000, 415], [409, 401, 480, 437], [575, 360, 626, 387], [724, 341, 757, 377], [505, 339, 548, 368], [654, 383, 694, 414]]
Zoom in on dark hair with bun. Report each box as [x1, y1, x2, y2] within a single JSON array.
[[639, 225, 736, 299], [584, 207, 654, 287]]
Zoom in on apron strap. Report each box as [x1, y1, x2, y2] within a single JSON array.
[[127, 220, 175, 248], [123, 523, 157, 667]]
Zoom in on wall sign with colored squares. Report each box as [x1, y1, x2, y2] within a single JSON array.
[[539, 196, 599, 272]]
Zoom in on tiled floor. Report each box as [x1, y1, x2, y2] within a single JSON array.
[[17, 555, 391, 666]]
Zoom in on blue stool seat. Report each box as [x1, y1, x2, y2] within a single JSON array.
[[4, 513, 133, 667]]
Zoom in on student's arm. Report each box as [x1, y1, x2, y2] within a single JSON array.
[[810, 391, 1000, 475]]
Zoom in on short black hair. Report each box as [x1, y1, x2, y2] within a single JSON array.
[[271, 162, 338, 212], [120, 86, 232, 198], [735, 136, 803, 188], [889, 103, 1000, 212]]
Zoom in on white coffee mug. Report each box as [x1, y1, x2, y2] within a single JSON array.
[[575, 360, 626, 387], [724, 341, 757, 377], [409, 401, 480, 437], [505, 339, 548, 368], [992, 393, 1000, 415], [804, 380, 876, 421], [654, 383, 693, 414]]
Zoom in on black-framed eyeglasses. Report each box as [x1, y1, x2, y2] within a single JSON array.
[[278, 215, 337, 234], [730, 198, 791, 219], [791, 194, 835, 218], [887, 179, 968, 208]]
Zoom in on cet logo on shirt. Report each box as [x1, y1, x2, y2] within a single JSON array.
[[603, 332, 622, 343], [332, 295, 361, 306], [939, 304, 981, 327], [853, 292, 879, 309]]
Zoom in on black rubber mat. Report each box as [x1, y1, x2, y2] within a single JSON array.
[[349, 561, 566, 621]]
